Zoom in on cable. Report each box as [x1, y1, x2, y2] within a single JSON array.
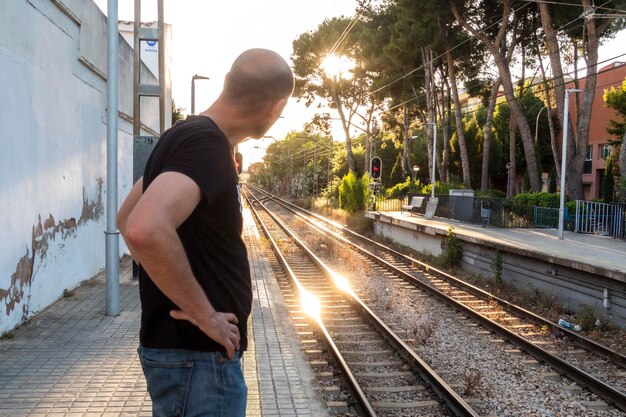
[[381, 4, 621, 114], [395, 54, 626, 120], [523, 0, 626, 14], [366, 1, 536, 97], [366, 0, 620, 103]]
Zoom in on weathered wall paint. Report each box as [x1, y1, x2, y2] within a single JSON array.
[[0, 0, 164, 333]]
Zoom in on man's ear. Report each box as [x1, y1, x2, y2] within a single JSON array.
[[269, 97, 288, 120]]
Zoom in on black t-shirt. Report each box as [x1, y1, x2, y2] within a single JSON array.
[[138, 115, 252, 352]]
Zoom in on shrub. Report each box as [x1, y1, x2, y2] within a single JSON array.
[[386, 177, 421, 199], [423, 181, 465, 196], [492, 249, 503, 285], [338, 172, 366, 213], [578, 305, 597, 331], [442, 226, 463, 267], [476, 189, 507, 198], [603, 154, 615, 203], [510, 192, 560, 208]]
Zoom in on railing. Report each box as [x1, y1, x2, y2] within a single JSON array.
[[534, 206, 569, 229], [374, 196, 403, 212], [376, 193, 626, 239], [397, 194, 542, 228], [574, 200, 624, 238]]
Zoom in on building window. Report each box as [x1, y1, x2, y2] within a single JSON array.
[[600, 143, 612, 159], [583, 145, 593, 174]]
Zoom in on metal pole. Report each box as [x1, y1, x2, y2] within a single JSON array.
[[431, 124, 437, 198], [535, 106, 547, 144], [106, 0, 120, 316], [191, 75, 209, 115], [191, 76, 195, 115], [558, 89, 582, 240]]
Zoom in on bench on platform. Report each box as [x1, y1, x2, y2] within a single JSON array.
[[402, 196, 425, 215]]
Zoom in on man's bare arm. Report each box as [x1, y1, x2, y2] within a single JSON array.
[[117, 177, 143, 238], [119, 171, 240, 357]]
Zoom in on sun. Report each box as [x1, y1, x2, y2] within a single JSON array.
[[321, 54, 355, 79]]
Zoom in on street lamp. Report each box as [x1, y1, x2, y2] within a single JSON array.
[[191, 74, 210, 115], [413, 165, 420, 182], [558, 88, 582, 240], [506, 162, 512, 196], [426, 122, 437, 198], [535, 105, 547, 144]]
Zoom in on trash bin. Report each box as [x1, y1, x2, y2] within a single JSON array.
[[449, 189, 475, 222], [481, 201, 492, 227]]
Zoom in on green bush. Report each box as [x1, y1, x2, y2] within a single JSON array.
[[338, 172, 367, 213], [476, 189, 507, 198], [492, 249, 503, 285], [509, 192, 561, 208], [578, 305, 597, 331], [422, 181, 465, 196], [386, 177, 421, 199], [603, 154, 615, 203], [442, 226, 463, 267]]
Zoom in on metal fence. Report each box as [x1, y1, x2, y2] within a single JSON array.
[[534, 206, 569, 228], [574, 200, 624, 238], [374, 196, 403, 212], [375, 193, 626, 239], [390, 193, 578, 230]]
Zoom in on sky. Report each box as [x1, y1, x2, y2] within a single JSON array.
[[93, 0, 358, 169], [94, 1, 625, 169]]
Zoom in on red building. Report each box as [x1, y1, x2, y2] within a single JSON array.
[[564, 62, 626, 200]]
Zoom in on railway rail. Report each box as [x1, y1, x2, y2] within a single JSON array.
[[244, 188, 481, 416], [244, 184, 626, 415]]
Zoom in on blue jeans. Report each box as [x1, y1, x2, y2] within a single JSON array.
[[138, 346, 247, 417]]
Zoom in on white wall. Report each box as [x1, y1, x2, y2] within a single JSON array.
[[0, 0, 162, 333]]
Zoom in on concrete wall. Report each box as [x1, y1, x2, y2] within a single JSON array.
[[368, 214, 626, 328], [0, 0, 162, 334]]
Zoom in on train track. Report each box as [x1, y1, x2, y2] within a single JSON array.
[[244, 188, 481, 416], [245, 184, 626, 415]]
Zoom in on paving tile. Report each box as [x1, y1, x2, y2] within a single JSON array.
[[0, 207, 329, 416]]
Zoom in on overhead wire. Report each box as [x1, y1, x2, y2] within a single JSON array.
[[522, 0, 626, 14], [382, 2, 621, 114], [366, 0, 621, 103]]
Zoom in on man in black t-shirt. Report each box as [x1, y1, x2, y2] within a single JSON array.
[[117, 49, 293, 417]]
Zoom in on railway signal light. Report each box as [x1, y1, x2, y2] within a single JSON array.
[[370, 157, 382, 180], [235, 152, 243, 175]]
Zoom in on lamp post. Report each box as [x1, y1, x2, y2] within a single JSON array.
[[535, 105, 547, 144], [191, 74, 210, 114], [426, 122, 437, 198], [558, 88, 582, 240], [506, 162, 512, 196], [413, 165, 420, 182]]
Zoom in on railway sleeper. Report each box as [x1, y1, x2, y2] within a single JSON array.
[[371, 400, 441, 409]]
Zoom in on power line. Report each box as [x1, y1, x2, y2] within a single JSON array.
[[383, 4, 621, 114], [366, 0, 621, 103], [523, 0, 626, 14], [367, 1, 536, 97]]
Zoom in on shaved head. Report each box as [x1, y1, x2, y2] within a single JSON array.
[[223, 49, 294, 109]]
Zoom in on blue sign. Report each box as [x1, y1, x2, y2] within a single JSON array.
[[147, 40, 157, 47]]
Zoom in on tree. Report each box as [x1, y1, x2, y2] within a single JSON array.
[[358, 1, 425, 178], [172, 100, 185, 125], [604, 78, 626, 203], [603, 153, 615, 203], [450, 0, 543, 192], [389, 152, 405, 186], [292, 17, 380, 174], [480, 79, 501, 193], [538, 1, 625, 200]]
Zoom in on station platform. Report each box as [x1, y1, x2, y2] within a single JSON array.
[[367, 210, 626, 282], [0, 208, 327, 416]]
